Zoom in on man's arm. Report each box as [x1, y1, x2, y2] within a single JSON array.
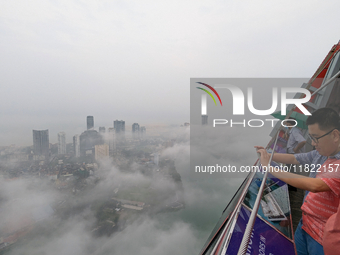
[[254, 146, 299, 164], [294, 141, 306, 153], [256, 148, 330, 193], [268, 170, 330, 193]]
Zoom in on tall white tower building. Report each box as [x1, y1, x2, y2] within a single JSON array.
[[73, 135, 80, 157], [58, 132, 66, 155]]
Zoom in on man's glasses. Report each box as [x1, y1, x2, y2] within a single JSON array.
[[308, 128, 337, 144]]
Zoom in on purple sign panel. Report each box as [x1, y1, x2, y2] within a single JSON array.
[[225, 206, 296, 255], [244, 171, 293, 239]]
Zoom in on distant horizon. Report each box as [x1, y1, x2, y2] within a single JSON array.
[[1, 120, 189, 147]]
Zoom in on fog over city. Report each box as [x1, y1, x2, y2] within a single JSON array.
[[1, 0, 340, 145], [1, 0, 340, 254], [0, 126, 274, 255]]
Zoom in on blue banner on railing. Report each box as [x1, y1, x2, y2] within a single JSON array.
[[226, 205, 296, 255]]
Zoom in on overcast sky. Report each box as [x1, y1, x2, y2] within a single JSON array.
[[1, 0, 340, 146]]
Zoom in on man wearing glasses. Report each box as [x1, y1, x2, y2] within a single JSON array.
[[255, 107, 340, 255]]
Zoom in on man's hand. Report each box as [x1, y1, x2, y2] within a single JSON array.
[[255, 147, 271, 168]]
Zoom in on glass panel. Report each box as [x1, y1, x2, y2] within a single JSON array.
[[225, 205, 295, 255], [201, 175, 249, 254], [243, 168, 293, 239]]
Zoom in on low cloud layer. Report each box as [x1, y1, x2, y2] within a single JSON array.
[[1, 125, 273, 254]]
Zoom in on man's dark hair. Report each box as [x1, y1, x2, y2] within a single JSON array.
[[286, 118, 297, 125], [306, 108, 340, 131]]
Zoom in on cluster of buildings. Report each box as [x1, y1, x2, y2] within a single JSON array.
[[132, 123, 146, 139], [0, 118, 189, 252], [0, 126, 189, 253], [31, 116, 147, 162]]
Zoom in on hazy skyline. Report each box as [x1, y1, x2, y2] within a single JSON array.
[[1, 125, 274, 255], [2, 0, 340, 146]]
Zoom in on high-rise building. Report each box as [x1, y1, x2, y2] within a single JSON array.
[[132, 123, 140, 139], [87, 116, 94, 130], [140, 126, 146, 139], [58, 132, 66, 155], [114, 120, 125, 133], [33, 130, 49, 160], [114, 120, 125, 142], [99, 127, 105, 133], [73, 135, 80, 157], [108, 128, 116, 155], [80, 116, 104, 158], [79, 130, 104, 157]]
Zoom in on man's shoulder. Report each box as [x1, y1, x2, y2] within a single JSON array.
[[331, 151, 340, 160], [309, 149, 321, 157], [295, 150, 324, 164], [299, 149, 320, 157]]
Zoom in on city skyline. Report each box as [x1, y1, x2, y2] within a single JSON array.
[[1, 115, 160, 147], [2, 1, 340, 148]]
